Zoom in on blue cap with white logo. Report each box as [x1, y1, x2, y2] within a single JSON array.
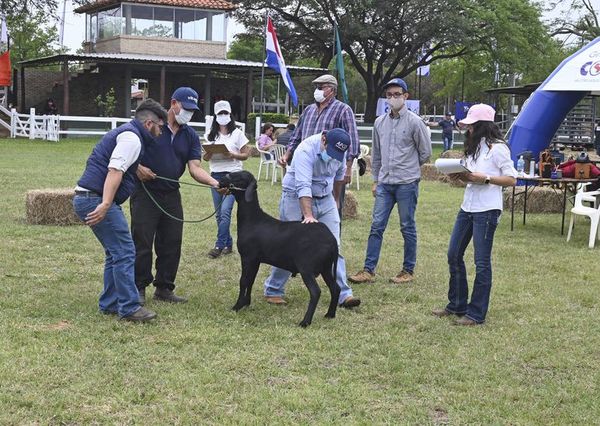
[[172, 87, 200, 111], [325, 128, 350, 162], [382, 78, 408, 93]]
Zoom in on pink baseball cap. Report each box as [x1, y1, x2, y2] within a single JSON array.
[[458, 103, 496, 125]]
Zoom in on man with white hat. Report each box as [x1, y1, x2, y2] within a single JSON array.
[[279, 74, 360, 218], [131, 87, 219, 305]]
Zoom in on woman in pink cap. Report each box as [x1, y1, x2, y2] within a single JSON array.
[[432, 103, 517, 326]]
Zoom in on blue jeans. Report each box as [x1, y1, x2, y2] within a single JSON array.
[[263, 191, 353, 304], [73, 195, 141, 318], [446, 209, 501, 323], [364, 182, 419, 274], [443, 134, 453, 151], [211, 172, 236, 249]]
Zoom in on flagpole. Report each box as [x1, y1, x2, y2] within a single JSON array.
[[259, 11, 269, 125]]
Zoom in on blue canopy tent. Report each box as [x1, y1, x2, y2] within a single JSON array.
[[508, 37, 600, 162]]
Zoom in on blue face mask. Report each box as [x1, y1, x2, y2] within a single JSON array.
[[320, 150, 333, 163]]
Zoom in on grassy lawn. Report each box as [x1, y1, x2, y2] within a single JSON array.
[[1, 138, 599, 424]]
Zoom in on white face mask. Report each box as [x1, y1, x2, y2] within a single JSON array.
[[175, 108, 194, 125], [314, 89, 326, 103], [387, 97, 405, 111], [216, 114, 231, 126]]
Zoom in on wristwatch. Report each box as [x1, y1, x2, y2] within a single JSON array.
[[484, 175, 491, 185]]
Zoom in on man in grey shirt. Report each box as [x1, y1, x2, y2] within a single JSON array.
[[349, 78, 431, 284]]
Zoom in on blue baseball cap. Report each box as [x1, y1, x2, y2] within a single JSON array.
[[382, 78, 408, 93], [325, 128, 350, 162], [172, 87, 200, 111]]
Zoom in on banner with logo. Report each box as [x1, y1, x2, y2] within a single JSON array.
[[454, 101, 476, 122], [376, 98, 420, 117], [541, 36, 600, 92]]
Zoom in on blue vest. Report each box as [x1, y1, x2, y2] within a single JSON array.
[[77, 120, 154, 205]]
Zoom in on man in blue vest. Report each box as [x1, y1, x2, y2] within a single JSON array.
[[131, 87, 219, 304], [73, 99, 167, 322]]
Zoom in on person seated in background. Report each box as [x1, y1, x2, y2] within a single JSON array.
[[257, 122, 276, 160], [275, 123, 296, 146]]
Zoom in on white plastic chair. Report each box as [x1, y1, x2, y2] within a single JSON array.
[[270, 144, 287, 185], [567, 183, 600, 248], [256, 141, 276, 181]]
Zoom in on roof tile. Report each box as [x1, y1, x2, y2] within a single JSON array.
[[75, 0, 237, 14]]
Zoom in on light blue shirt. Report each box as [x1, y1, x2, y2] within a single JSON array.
[[282, 133, 346, 198]]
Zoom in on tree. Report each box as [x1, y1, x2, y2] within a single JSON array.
[[234, 0, 557, 122], [548, 0, 599, 44], [7, 10, 66, 63]]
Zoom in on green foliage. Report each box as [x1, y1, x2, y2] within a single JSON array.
[[94, 88, 117, 117], [247, 113, 289, 124], [549, 0, 600, 44], [6, 11, 66, 63], [2, 138, 600, 423]]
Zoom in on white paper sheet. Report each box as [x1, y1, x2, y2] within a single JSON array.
[[434, 158, 471, 174]]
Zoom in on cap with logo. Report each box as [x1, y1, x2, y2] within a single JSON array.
[[214, 100, 232, 114], [172, 87, 200, 111], [382, 78, 408, 93], [458, 103, 496, 125], [312, 74, 338, 87], [325, 128, 350, 162]]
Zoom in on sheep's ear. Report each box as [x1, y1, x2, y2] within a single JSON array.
[[244, 180, 257, 202]]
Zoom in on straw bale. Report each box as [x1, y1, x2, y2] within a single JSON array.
[[420, 164, 444, 181], [439, 150, 464, 159], [502, 186, 563, 213], [26, 189, 81, 225], [343, 190, 359, 220]]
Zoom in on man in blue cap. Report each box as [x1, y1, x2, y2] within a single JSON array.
[[131, 87, 219, 304], [349, 78, 431, 285], [263, 128, 361, 309]]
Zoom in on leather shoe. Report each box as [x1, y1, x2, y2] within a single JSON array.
[[431, 308, 453, 317], [265, 296, 287, 305], [222, 246, 233, 255], [340, 296, 361, 309], [138, 287, 146, 306], [122, 307, 157, 322], [454, 317, 480, 326], [154, 288, 188, 303]]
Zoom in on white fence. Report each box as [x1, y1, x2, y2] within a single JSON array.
[[0, 108, 245, 141]]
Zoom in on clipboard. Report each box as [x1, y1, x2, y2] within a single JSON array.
[[202, 143, 230, 155], [434, 158, 471, 174]]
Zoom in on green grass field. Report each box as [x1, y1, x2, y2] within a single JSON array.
[[1, 138, 599, 424]]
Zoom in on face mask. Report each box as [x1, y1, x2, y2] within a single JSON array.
[[320, 150, 333, 163], [216, 114, 231, 126], [314, 89, 326, 103], [175, 108, 194, 125], [387, 97, 405, 111]]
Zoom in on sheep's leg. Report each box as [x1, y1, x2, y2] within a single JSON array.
[[298, 272, 321, 327], [321, 266, 340, 319], [232, 259, 260, 311]]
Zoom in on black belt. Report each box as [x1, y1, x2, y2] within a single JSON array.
[[313, 194, 330, 200], [75, 190, 101, 197]]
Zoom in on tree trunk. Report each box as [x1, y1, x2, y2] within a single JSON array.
[[364, 90, 380, 123]]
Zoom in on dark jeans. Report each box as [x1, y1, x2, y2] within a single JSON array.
[[443, 134, 453, 151], [130, 188, 183, 291], [210, 171, 236, 249], [446, 209, 501, 323]]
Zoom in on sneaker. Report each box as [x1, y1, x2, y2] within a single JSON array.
[[121, 307, 157, 322], [138, 287, 146, 306], [348, 269, 375, 284], [222, 246, 233, 255], [208, 247, 223, 258], [340, 296, 361, 309], [389, 270, 414, 284], [154, 288, 188, 304]]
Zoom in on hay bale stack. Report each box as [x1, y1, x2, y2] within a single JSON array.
[[363, 155, 372, 173], [439, 150, 464, 159], [502, 186, 563, 213], [343, 190, 359, 219], [420, 164, 444, 181], [26, 189, 81, 225]]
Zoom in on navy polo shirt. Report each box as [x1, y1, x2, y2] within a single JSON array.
[[438, 119, 456, 136], [139, 124, 202, 192]]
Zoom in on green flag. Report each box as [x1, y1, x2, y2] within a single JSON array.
[[334, 25, 349, 104]]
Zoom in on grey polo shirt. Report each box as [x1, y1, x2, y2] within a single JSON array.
[[371, 107, 432, 184]]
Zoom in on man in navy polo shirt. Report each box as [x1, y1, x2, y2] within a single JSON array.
[[131, 87, 219, 304], [427, 112, 459, 151]]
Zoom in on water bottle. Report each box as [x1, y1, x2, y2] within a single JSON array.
[[516, 155, 525, 176]]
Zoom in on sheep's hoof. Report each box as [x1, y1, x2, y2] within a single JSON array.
[[324, 312, 336, 319], [298, 320, 311, 328], [232, 302, 248, 312]]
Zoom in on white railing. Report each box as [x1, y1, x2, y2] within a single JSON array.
[[3, 110, 246, 141]]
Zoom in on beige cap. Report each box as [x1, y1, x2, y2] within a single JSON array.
[[312, 74, 338, 86]]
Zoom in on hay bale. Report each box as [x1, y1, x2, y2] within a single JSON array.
[[26, 189, 81, 225], [439, 150, 464, 159], [248, 146, 261, 157], [343, 190, 359, 219], [502, 186, 563, 213], [420, 163, 444, 181]]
